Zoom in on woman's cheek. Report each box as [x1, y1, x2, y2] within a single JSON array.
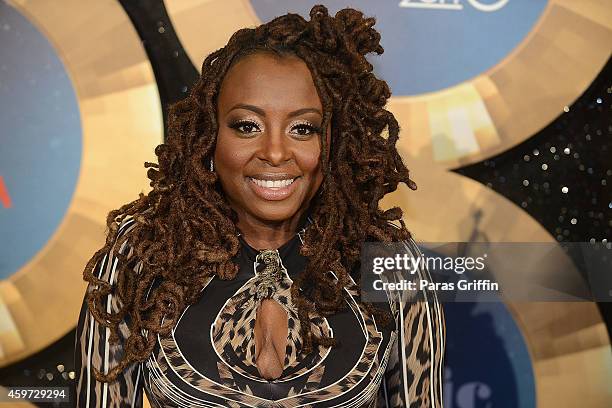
[[215, 132, 245, 171], [296, 138, 323, 174]]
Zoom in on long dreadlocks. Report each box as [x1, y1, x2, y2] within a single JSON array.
[[83, 4, 417, 382]]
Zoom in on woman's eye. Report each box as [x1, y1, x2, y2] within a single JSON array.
[[291, 123, 320, 137], [229, 120, 261, 134]]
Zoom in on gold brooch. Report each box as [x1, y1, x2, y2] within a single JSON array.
[[255, 249, 284, 300]]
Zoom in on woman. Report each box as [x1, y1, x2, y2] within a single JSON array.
[[75, 5, 445, 407]]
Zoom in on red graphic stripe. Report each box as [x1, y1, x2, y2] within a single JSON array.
[[0, 175, 12, 208]]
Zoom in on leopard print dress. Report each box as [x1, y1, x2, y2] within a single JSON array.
[[75, 217, 445, 407]]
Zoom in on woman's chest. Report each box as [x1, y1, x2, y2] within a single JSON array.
[[143, 273, 397, 407]]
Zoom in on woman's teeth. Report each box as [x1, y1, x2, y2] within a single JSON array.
[[250, 178, 295, 188]]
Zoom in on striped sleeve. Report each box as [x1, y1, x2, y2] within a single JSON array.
[[74, 218, 144, 408], [383, 238, 446, 408]]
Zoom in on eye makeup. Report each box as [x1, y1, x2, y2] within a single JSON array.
[[227, 117, 321, 138], [228, 118, 264, 135], [288, 119, 321, 137]]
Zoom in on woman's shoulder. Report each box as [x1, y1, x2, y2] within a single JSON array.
[[91, 216, 139, 285], [108, 216, 138, 253], [115, 215, 138, 238]]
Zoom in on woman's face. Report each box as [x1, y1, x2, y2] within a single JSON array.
[[214, 52, 330, 225]]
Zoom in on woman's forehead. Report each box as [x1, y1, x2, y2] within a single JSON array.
[[217, 52, 323, 113]]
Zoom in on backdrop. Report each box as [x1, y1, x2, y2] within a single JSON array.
[[0, 1, 611, 407]]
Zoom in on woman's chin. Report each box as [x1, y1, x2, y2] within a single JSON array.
[[248, 201, 305, 223]]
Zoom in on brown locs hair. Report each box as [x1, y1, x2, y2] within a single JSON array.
[[83, 4, 417, 382]]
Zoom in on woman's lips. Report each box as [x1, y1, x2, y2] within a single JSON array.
[[247, 176, 300, 201]]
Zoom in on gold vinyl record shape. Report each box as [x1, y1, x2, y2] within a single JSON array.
[[388, 0, 612, 169], [0, 0, 163, 367], [382, 159, 612, 407]]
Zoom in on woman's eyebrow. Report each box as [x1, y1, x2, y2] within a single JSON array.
[[227, 104, 322, 118], [288, 107, 322, 118], [228, 103, 265, 116]]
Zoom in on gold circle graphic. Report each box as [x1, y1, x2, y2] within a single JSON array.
[[0, 0, 163, 367]]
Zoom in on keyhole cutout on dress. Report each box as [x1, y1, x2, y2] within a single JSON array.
[[253, 298, 289, 380]]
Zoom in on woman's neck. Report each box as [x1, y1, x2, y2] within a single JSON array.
[[235, 209, 308, 250]]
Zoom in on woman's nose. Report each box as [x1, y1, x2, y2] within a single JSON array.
[[258, 127, 291, 166]]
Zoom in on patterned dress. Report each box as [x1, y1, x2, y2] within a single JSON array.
[[75, 217, 445, 407]]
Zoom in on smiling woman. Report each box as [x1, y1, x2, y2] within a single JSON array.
[[75, 4, 445, 407], [214, 52, 328, 235]]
